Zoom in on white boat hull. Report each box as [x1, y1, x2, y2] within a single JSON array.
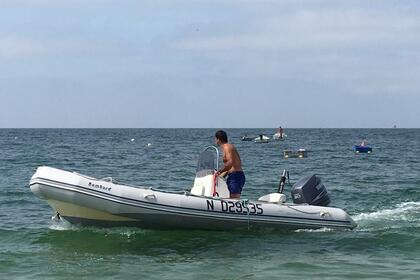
[[29, 167, 356, 230], [273, 132, 287, 140]]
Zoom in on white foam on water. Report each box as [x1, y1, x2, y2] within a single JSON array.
[[353, 201, 420, 231], [101, 227, 150, 237], [354, 201, 420, 222], [294, 227, 335, 233], [49, 216, 76, 231], [48, 217, 149, 237]]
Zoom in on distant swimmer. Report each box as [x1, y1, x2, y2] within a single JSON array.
[[214, 130, 245, 199]]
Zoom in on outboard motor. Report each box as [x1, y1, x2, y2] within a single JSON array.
[[291, 174, 330, 206]]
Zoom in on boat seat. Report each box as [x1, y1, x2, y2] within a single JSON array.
[[258, 193, 286, 204], [191, 174, 230, 198]]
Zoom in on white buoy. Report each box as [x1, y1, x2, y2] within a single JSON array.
[[147, 143, 152, 147], [130, 138, 135, 142]]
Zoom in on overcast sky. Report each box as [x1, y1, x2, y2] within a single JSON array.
[[0, 0, 419, 128]]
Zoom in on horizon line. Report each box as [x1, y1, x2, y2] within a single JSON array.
[[0, 127, 416, 129]]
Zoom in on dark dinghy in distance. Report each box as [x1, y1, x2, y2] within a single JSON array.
[[354, 139, 373, 154], [29, 146, 356, 231], [354, 145, 373, 153], [241, 136, 254, 141]]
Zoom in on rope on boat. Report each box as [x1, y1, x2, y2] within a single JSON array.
[[287, 205, 330, 216], [212, 173, 218, 197]]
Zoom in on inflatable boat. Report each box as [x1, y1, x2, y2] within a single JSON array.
[[273, 132, 287, 141], [353, 145, 373, 153], [29, 147, 356, 231], [241, 135, 254, 142], [254, 135, 270, 143]]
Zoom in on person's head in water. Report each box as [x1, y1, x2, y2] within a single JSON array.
[[215, 130, 228, 146]]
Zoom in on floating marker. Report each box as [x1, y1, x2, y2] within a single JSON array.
[[131, 138, 135, 142]]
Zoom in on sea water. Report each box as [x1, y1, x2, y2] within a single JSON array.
[[0, 128, 419, 279]]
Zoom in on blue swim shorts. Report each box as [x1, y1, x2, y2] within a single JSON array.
[[226, 171, 246, 194]]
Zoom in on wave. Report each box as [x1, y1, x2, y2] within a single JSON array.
[[48, 216, 77, 231], [294, 227, 335, 233], [353, 201, 420, 231], [48, 216, 149, 237]]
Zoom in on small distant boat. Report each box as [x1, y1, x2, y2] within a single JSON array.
[[273, 132, 287, 141], [353, 145, 372, 153], [254, 135, 270, 143], [284, 149, 307, 158], [241, 136, 254, 142]]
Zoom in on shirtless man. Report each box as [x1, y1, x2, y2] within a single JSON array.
[[214, 130, 246, 199]]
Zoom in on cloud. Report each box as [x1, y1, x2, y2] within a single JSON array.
[[172, 6, 420, 97], [0, 37, 47, 57], [3, 0, 117, 6], [0, 36, 117, 58], [175, 9, 420, 51]]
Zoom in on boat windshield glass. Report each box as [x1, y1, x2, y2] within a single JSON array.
[[196, 147, 218, 176]]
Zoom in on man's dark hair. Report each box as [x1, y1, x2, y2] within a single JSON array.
[[215, 130, 228, 143]]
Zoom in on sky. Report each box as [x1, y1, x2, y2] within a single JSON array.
[[0, 0, 419, 128]]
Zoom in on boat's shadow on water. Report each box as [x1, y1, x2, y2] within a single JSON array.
[[34, 222, 360, 260]]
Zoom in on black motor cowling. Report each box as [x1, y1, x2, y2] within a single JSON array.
[[291, 174, 330, 206]]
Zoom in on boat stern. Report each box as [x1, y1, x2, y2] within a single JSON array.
[[346, 213, 358, 230], [331, 207, 357, 230]]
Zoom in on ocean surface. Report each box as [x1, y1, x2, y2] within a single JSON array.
[[1, 128, 419, 279]]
